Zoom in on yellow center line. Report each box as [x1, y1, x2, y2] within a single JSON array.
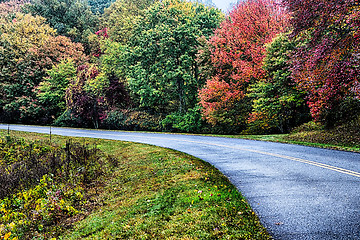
[[46, 129, 360, 179], [168, 139, 360, 178]]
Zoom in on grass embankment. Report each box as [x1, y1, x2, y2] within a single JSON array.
[[0, 130, 270, 240], [211, 119, 360, 153]]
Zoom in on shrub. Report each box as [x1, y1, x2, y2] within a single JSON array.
[[162, 107, 208, 133], [102, 109, 162, 131], [0, 137, 115, 239], [287, 116, 360, 149], [54, 110, 86, 128], [291, 121, 325, 133]]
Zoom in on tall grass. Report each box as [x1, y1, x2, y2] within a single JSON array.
[[0, 135, 115, 239]]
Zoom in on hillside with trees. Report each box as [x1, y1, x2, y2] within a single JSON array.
[[0, 0, 359, 135]]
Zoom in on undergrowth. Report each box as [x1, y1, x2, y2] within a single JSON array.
[[0, 136, 116, 240], [285, 119, 360, 151], [212, 118, 360, 152]]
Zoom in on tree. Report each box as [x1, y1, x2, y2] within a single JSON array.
[[66, 65, 106, 128], [88, 0, 115, 14], [26, 0, 98, 49], [0, 13, 86, 123], [189, 0, 215, 8], [65, 64, 130, 128], [124, 0, 223, 114], [198, 77, 248, 132], [198, 0, 289, 132], [283, 0, 360, 124], [101, 0, 155, 43], [37, 59, 77, 120], [0, 0, 28, 15], [247, 33, 310, 133]]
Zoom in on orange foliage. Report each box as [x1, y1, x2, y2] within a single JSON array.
[[199, 0, 289, 127]]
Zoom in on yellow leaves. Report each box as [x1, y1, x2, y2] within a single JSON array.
[[0, 12, 55, 56], [75, 191, 83, 200], [8, 222, 15, 231], [0, 204, 7, 214], [85, 70, 109, 95], [35, 202, 42, 212], [3, 232, 11, 240]]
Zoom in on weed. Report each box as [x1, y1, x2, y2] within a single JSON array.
[[0, 136, 115, 239]]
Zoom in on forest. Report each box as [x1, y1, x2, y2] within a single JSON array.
[[0, 0, 359, 134]]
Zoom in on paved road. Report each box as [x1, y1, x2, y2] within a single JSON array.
[[1, 124, 359, 239]]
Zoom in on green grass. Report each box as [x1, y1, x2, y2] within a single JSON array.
[[201, 134, 359, 153], [0, 130, 270, 240], [104, 119, 360, 153], [226, 120, 360, 153], [194, 119, 360, 153]]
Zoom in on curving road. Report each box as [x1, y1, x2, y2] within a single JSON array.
[[1, 124, 359, 239]]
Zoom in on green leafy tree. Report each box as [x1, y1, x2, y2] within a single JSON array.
[[26, 0, 98, 48], [88, 0, 115, 14], [99, 40, 129, 78], [101, 0, 154, 43], [37, 59, 77, 120], [189, 0, 215, 8], [246, 33, 310, 133], [124, 0, 223, 114]]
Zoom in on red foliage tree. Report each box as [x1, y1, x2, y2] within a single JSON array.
[[199, 77, 244, 126], [283, 0, 360, 123], [198, 0, 289, 130]]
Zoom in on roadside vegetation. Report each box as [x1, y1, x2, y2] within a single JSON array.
[[207, 118, 360, 153], [285, 118, 360, 152], [0, 132, 115, 239], [0, 129, 270, 239]]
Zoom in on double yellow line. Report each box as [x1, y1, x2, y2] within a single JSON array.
[[104, 133, 360, 179], [163, 138, 360, 178], [239, 147, 360, 178]]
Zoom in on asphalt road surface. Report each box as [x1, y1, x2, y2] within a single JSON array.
[[1, 124, 359, 240]]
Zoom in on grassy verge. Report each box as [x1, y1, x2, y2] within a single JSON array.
[[210, 133, 360, 152], [0, 130, 270, 239], [217, 120, 360, 153]]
